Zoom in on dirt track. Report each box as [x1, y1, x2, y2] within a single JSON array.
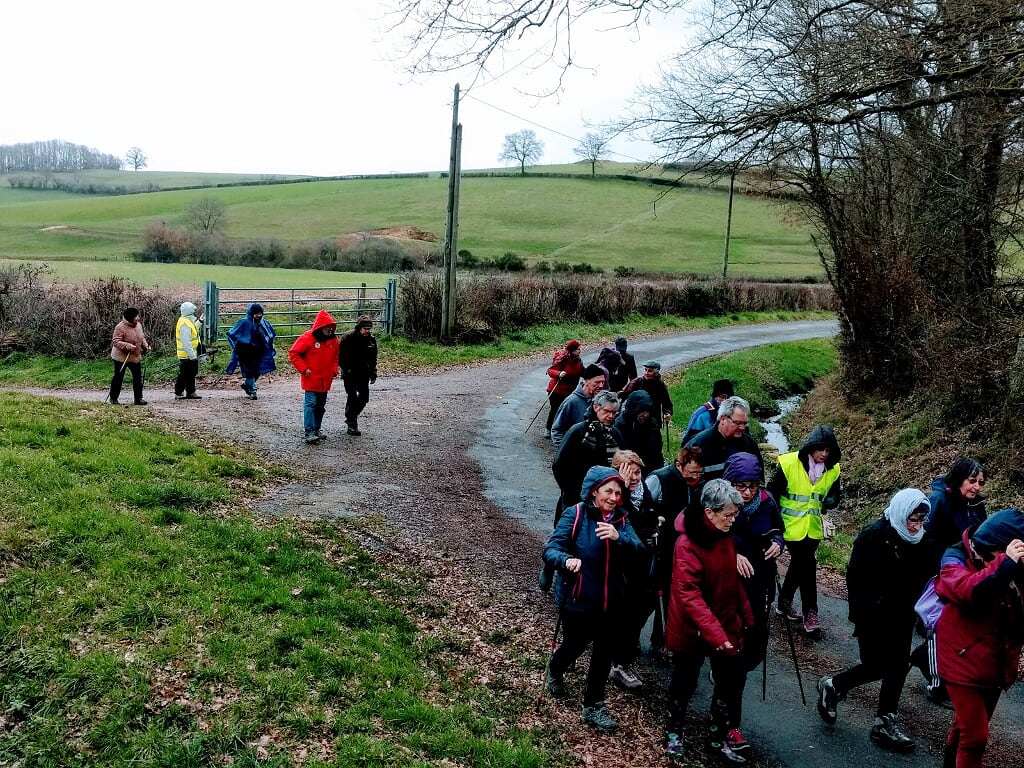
[[22, 320, 1024, 767]]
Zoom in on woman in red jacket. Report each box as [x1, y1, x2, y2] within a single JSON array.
[[936, 508, 1024, 768], [544, 340, 584, 438], [664, 478, 753, 764], [287, 309, 339, 444]]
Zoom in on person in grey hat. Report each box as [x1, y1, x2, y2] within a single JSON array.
[[620, 360, 674, 424]]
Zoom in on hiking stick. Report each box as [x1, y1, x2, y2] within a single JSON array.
[[104, 355, 131, 404], [776, 571, 807, 706], [664, 420, 671, 453], [762, 582, 771, 702], [524, 391, 553, 434], [650, 516, 667, 656]]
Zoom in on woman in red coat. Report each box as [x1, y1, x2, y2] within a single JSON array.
[[544, 340, 584, 437], [936, 508, 1024, 768], [664, 478, 753, 764], [287, 309, 339, 444]]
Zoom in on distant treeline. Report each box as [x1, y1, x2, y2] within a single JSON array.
[[0, 139, 122, 174]]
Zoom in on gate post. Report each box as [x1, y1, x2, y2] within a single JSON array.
[[385, 278, 397, 335], [203, 281, 218, 346]]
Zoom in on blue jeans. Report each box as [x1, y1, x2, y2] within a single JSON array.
[[244, 375, 258, 394], [303, 391, 328, 435]]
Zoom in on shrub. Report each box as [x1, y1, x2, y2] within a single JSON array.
[[458, 250, 479, 267], [491, 252, 527, 272], [614, 266, 637, 277], [534, 260, 551, 273]]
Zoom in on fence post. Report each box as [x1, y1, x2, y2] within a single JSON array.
[[203, 281, 218, 346], [386, 278, 397, 335], [357, 283, 366, 317]]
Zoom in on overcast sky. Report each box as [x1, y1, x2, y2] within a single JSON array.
[[3, 2, 690, 176]]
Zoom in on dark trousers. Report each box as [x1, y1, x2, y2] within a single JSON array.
[[343, 374, 370, 426], [945, 683, 1000, 768], [549, 609, 623, 706], [109, 360, 143, 403], [617, 551, 658, 665], [742, 565, 777, 672], [545, 392, 568, 430], [174, 358, 198, 396], [832, 625, 912, 716], [668, 648, 747, 734], [781, 537, 819, 613]]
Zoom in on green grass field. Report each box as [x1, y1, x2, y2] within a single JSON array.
[[0, 165, 822, 280]]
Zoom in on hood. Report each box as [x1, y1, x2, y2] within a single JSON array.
[[180, 301, 197, 318], [622, 390, 654, 421], [246, 302, 264, 319], [723, 452, 763, 483], [580, 465, 627, 502], [973, 508, 1024, 553], [677, 499, 725, 547], [883, 488, 929, 544], [930, 476, 948, 495], [798, 425, 841, 468], [310, 309, 337, 334], [596, 347, 621, 367]]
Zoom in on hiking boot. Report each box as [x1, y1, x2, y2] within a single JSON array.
[[543, 428, 551, 439], [871, 713, 915, 752], [134, 399, 147, 405], [581, 701, 618, 733], [240, 382, 251, 395], [109, 399, 120, 405], [315, 429, 326, 440], [726, 728, 750, 753], [776, 598, 803, 622], [174, 393, 185, 400], [664, 732, 685, 761], [545, 662, 566, 698], [347, 426, 361, 436], [803, 610, 822, 636], [609, 664, 642, 689], [250, 393, 258, 400], [817, 676, 840, 724], [927, 684, 954, 709], [184, 393, 202, 399], [304, 432, 320, 444]]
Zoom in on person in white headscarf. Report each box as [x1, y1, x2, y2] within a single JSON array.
[[815, 488, 933, 752]]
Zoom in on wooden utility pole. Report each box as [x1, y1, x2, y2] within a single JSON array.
[[441, 84, 462, 340], [722, 170, 736, 279]]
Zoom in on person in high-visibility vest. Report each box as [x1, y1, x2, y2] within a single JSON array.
[[766, 425, 841, 638], [174, 301, 203, 399]]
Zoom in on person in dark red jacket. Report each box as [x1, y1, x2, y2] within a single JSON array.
[[664, 479, 753, 764], [287, 309, 339, 444], [936, 509, 1024, 768], [544, 340, 584, 438]]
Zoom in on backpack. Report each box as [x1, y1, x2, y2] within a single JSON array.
[[914, 576, 944, 631]]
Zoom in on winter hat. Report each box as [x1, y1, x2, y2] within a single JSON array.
[[614, 336, 628, 351], [566, 340, 581, 352], [355, 315, 373, 330], [712, 378, 734, 398], [884, 488, 929, 544], [972, 508, 1024, 554], [642, 360, 661, 370], [723, 452, 763, 484], [582, 364, 606, 380]]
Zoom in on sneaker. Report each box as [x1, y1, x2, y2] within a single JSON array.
[[664, 732, 685, 761], [240, 382, 251, 395], [817, 676, 840, 724], [250, 393, 258, 400], [581, 701, 618, 733], [803, 610, 822, 636], [316, 429, 326, 440], [776, 598, 803, 622], [726, 728, 750, 753], [304, 432, 320, 444], [545, 662, 566, 698], [871, 713, 915, 752], [347, 426, 361, 436], [609, 664, 642, 690], [134, 399, 147, 405], [108, 399, 120, 405], [715, 744, 748, 764], [174, 393, 184, 400], [926, 684, 954, 709]]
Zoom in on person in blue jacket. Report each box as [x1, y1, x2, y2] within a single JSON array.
[[226, 303, 276, 400], [543, 465, 644, 734]]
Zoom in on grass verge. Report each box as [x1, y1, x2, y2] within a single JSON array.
[[0, 394, 554, 767]]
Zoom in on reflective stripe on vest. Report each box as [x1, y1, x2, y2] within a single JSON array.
[[777, 451, 840, 540], [175, 317, 199, 359]]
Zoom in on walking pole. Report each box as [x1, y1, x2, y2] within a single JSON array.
[[524, 391, 553, 434], [762, 583, 771, 702], [103, 355, 131, 404], [775, 571, 807, 706], [664, 419, 671, 454], [650, 516, 667, 657]]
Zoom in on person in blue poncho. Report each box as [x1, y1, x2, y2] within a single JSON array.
[[226, 303, 276, 400]]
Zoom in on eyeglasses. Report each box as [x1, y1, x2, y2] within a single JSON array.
[[714, 508, 739, 520], [725, 415, 749, 428], [733, 482, 760, 492]]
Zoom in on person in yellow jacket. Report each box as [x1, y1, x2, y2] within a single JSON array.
[[766, 425, 841, 638], [174, 301, 204, 399]]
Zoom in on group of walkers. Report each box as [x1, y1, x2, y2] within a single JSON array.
[[105, 302, 379, 443], [538, 338, 1024, 767]]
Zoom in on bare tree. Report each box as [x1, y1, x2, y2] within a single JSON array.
[[573, 132, 612, 176], [125, 147, 147, 171], [184, 197, 227, 232], [499, 129, 545, 175]]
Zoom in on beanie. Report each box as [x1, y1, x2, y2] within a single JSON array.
[[712, 378, 734, 398], [582, 364, 605, 380], [355, 315, 373, 330], [614, 336, 628, 351], [566, 340, 581, 352]]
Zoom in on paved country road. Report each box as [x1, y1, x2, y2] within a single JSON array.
[[12, 318, 1023, 767]]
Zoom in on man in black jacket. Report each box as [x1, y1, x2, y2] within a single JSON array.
[[684, 396, 762, 481], [338, 315, 378, 436]]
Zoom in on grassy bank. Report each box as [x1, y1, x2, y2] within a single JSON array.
[[0, 395, 552, 767]]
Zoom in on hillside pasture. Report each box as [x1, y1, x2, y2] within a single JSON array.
[[0, 170, 823, 278]]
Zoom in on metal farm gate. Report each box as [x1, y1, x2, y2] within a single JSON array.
[[202, 279, 396, 347]]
